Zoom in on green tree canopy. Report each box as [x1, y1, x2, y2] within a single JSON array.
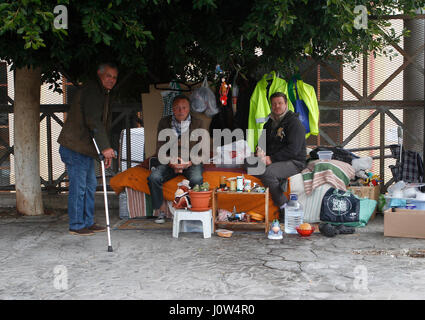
[[1, 0, 425, 95]]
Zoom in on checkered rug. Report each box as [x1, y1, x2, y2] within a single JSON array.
[[113, 218, 172, 230]]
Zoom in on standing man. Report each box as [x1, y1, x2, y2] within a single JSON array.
[[58, 63, 118, 235], [148, 95, 204, 223], [256, 92, 307, 222]]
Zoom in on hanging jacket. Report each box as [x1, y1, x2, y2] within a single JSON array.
[[287, 78, 319, 139], [247, 71, 287, 152], [389, 144, 424, 183]]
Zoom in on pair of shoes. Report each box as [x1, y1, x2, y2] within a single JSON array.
[[88, 223, 106, 233], [319, 223, 355, 237], [335, 224, 356, 234], [69, 228, 94, 236], [155, 212, 166, 224], [319, 223, 338, 237]]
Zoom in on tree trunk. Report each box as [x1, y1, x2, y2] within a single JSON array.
[[14, 66, 44, 216]]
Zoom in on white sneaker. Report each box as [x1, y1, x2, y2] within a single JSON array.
[[155, 212, 166, 224]]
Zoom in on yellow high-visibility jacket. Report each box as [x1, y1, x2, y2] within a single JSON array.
[[247, 71, 287, 152]]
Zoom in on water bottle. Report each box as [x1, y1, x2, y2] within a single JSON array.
[[284, 194, 304, 234]]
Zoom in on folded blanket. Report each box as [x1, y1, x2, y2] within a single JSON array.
[[302, 160, 355, 195], [110, 166, 279, 220]]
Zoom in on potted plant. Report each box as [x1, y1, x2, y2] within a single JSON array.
[[189, 182, 212, 211]]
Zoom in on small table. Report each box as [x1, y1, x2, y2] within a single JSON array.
[[212, 188, 270, 234]]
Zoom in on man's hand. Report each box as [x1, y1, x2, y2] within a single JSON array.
[[169, 157, 192, 173], [180, 159, 192, 169], [260, 155, 272, 166], [101, 148, 116, 169], [256, 146, 266, 158], [169, 157, 180, 173]]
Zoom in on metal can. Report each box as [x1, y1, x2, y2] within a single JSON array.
[[229, 179, 236, 191], [244, 179, 251, 191], [237, 176, 244, 192]]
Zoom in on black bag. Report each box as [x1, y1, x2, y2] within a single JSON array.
[[309, 146, 359, 164], [320, 188, 360, 223]]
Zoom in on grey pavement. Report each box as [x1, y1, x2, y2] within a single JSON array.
[[1, 199, 425, 300]]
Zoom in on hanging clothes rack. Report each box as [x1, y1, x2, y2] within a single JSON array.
[[154, 80, 192, 92]]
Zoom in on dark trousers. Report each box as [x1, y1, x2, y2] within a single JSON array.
[[255, 160, 301, 208], [147, 164, 204, 210]]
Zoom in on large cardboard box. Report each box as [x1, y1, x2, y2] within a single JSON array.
[[348, 185, 380, 220], [384, 208, 425, 239]]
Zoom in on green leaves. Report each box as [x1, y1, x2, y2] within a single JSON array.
[[2, 0, 425, 95], [0, 1, 61, 52], [192, 0, 217, 10], [0, 3, 9, 12]]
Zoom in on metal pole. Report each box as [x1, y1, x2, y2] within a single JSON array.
[[91, 135, 113, 253], [46, 114, 54, 193], [380, 110, 385, 193]]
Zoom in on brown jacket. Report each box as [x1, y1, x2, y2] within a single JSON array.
[[57, 78, 112, 158], [156, 115, 206, 162]]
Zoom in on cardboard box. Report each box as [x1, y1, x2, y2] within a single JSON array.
[[348, 185, 381, 220], [384, 208, 425, 239]]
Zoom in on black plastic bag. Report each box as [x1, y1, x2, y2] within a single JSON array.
[[320, 188, 360, 224]]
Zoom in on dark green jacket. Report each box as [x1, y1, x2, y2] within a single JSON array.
[[58, 78, 112, 158]]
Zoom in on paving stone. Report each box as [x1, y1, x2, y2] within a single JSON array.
[[0, 209, 425, 299], [264, 260, 301, 272]]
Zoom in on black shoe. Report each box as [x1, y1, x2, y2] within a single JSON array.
[[335, 224, 355, 234], [88, 223, 106, 233], [319, 223, 338, 237], [69, 228, 94, 236]]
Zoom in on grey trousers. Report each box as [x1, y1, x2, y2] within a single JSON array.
[[147, 164, 203, 210], [255, 160, 302, 208]]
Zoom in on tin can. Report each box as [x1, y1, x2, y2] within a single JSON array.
[[235, 213, 245, 221], [229, 179, 236, 191], [220, 176, 226, 188], [237, 176, 244, 192], [244, 179, 251, 191]]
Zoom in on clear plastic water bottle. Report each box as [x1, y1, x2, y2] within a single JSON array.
[[284, 194, 304, 234]]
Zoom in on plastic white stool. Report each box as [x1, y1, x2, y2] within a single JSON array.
[[173, 209, 212, 239]]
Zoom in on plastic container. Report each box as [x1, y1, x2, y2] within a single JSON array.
[[317, 151, 333, 161], [216, 229, 233, 238], [411, 200, 425, 210], [296, 226, 315, 237], [284, 194, 304, 234]]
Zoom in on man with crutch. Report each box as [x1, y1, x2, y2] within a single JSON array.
[[58, 63, 118, 236]]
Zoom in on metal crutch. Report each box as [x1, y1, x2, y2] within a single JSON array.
[[91, 131, 113, 252]]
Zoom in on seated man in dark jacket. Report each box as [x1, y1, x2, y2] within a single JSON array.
[[255, 92, 306, 222], [147, 94, 205, 223]]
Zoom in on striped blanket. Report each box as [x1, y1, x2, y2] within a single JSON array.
[[302, 160, 355, 195]]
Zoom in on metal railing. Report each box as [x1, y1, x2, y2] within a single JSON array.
[[0, 102, 143, 193]]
